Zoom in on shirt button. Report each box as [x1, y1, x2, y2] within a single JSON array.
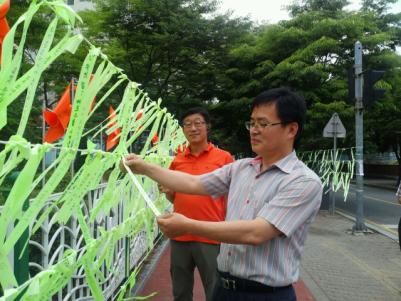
[[228, 251, 232, 256], [246, 200, 250, 204]]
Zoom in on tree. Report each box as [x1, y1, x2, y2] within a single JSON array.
[[1, 0, 88, 145], [79, 0, 251, 117], [215, 0, 401, 154]]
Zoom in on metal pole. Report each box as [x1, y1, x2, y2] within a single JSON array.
[[353, 41, 367, 232], [70, 78, 75, 179], [329, 117, 337, 215], [42, 86, 46, 188]]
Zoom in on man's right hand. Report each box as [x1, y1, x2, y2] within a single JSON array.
[[120, 154, 148, 174]]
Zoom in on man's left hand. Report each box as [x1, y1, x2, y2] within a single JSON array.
[[157, 213, 190, 238]]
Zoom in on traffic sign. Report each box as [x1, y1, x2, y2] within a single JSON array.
[[323, 113, 346, 138]]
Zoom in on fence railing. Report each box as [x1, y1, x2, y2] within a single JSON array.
[[4, 181, 160, 301]]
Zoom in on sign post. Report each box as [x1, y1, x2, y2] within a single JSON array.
[[323, 112, 346, 214]]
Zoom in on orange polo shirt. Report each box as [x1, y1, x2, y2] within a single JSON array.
[[170, 143, 233, 244]]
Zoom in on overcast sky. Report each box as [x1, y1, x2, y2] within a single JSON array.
[[217, 0, 401, 24]]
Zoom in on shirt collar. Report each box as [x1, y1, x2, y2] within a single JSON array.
[[250, 151, 298, 174], [184, 142, 213, 157]]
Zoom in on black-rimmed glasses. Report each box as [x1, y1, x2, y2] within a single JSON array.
[[245, 121, 283, 130]]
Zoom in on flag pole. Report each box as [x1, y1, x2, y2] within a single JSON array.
[[70, 78, 75, 180], [42, 83, 46, 188]]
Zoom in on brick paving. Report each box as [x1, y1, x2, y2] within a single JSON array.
[[137, 243, 316, 300], [301, 212, 401, 301], [133, 208, 401, 301]]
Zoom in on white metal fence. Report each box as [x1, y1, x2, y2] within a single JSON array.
[[4, 182, 160, 301]]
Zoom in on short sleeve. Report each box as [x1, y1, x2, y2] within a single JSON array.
[[199, 163, 233, 199], [257, 176, 322, 237]]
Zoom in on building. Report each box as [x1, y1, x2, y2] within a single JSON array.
[[66, 0, 94, 12]]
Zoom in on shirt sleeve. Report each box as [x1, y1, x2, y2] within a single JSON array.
[[257, 176, 323, 237], [199, 162, 233, 199]]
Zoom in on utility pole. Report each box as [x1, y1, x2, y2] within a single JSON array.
[[353, 41, 367, 232]]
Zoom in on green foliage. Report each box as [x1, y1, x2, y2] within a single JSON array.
[[218, 0, 401, 154], [79, 0, 251, 117], [4, 0, 401, 157]]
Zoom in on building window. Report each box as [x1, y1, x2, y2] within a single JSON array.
[[67, 0, 74, 5]]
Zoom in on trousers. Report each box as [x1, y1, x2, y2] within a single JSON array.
[[212, 272, 296, 301], [170, 240, 220, 301]]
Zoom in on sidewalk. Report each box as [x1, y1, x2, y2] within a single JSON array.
[[132, 175, 401, 301], [136, 242, 316, 301], [300, 212, 401, 301], [134, 211, 401, 301]]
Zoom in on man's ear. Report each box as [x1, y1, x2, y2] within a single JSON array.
[[288, 122, 298, 139]]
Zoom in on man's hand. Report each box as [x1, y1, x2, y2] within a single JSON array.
[[398, 196, 401, 204], [119, 154, 148, 174], [158, 184, 175, 202], [157, 213, 190, 238], [158, 184, 171, 194]]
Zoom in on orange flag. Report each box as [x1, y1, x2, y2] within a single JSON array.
[[106, 105, 121, 151], [43, 77, 97, 143], [151, 133, 159, 146], [0, 0, 10, 63], [43, 83, 73, 143], [134, 109, 158, 146]]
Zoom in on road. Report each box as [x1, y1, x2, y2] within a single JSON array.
[[329, 184, 401, 235]]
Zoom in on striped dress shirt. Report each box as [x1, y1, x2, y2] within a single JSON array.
[[200, 151, 322, 286]]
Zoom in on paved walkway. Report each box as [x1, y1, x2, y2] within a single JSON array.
[[301, 212, 401, 301], [132, 177, 401, 300], [137, 242, 316, 301], [134, 211, 401, 301]]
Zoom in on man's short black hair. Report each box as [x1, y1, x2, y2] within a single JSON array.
[[180, 107, 211, 125], [252, 87, 306, 149]]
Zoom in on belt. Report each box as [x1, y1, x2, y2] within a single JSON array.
[[218, 271, 292, 293]]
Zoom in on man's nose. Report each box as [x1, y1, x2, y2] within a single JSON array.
[[250, 126, 260, 134]]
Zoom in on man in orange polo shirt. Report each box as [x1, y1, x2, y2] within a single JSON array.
[[160, 107, 233, 301]]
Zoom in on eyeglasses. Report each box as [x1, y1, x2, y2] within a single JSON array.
[[182, 121, 206, 128], [245, 121, 283, 130]]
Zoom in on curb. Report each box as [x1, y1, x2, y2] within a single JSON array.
[[363, 183, 397, 192], [350, 181, 397, 192], [335, 209, 399, 242]]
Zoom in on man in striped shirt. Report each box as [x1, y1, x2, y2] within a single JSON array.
[[122, 87, 323, 301]]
